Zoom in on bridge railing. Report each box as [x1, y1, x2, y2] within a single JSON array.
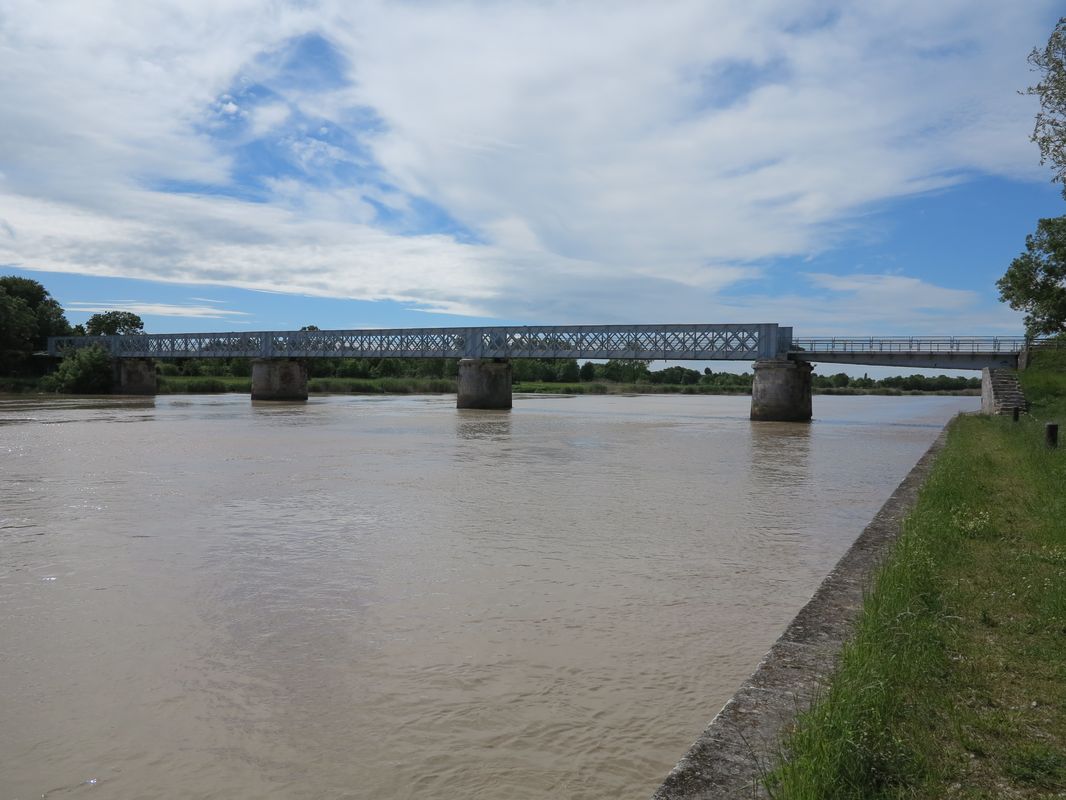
[[789, 336, 1030, 354], [47, 323, 787, 361]]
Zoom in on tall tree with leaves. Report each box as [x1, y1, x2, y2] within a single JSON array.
[[86, 311, 145, 336], [1027, 17, 1066, 194], [0, 276, 73, 374], [0, 276, 73, 348], [998, 20, 1066, 336], [998, 216, 1066, 337]]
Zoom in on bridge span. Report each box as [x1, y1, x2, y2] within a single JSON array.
[[47, 324, 1030, 421]]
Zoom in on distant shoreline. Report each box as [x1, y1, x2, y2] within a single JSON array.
[[0, 375, 981, 399]]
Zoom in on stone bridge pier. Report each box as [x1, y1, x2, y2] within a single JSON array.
[[457, 358, 512, 409], [750, 359, 812, 422], [113, 358, 157, 395], [252, 359, 308, 401]]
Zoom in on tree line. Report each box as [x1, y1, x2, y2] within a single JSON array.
[[152, 354, 978, 392]]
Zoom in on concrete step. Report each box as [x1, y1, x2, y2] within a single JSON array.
[[984, 368, 1029, 415]]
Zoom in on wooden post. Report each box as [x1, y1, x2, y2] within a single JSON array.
[[1046, 423, 1059, 448], [1013, 406, 1020, 422]]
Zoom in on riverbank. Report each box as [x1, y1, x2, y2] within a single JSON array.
[[764, 352, 1066, 797]]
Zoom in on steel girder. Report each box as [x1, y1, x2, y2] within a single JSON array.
[[48, 323, 788, 361]]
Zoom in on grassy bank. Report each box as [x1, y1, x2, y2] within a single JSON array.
[[767, 353, 1066, 798], [155, 375, 457, 394], [512, 381, 977, 396]]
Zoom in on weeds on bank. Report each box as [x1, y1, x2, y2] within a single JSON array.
[[766, 361, 1066, 799]]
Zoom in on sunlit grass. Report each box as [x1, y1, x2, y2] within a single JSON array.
[[766, 359, 1066, 798]]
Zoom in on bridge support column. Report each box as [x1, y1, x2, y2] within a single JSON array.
[[113, 358, 156, 395], [251, 359, 308, 401], [457, 358, 512, 409], [751, 359, 812, 422]]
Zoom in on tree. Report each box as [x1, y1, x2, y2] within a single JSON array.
[[86, 311, 145, 336], [579, 361, 596, 381], [40, 345, 113, 394], [0, 276, 72, 349], [997, 216, 1066, 336], [0, 287, 38, 373], [0, 276, 73, 374], [602, 359, 651, 383], [1027, 17, 1066, 194]]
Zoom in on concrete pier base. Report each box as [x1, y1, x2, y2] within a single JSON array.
[[251, 359, 308, 401], [457, 358, 512, 409], [113, 358, 156, 395], [750, 359, 813, 421]]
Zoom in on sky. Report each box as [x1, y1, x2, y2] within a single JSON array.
[[2, 1, 1065, 375]]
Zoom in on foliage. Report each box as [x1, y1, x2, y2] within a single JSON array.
[[40, 345, 113, 394], [86, 310, 145, 336], [0, 276, 73, 374], [0, 287, 38, 373], [1026, 17, 1066, 193], [997, 215, 1066, 336], [767, 362, 1066, 798]]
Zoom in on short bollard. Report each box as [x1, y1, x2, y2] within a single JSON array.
[[1047, 423, 1059, 449], [1013, 406, 1020, 422]]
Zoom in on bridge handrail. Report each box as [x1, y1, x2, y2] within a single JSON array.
[[789, 336, 1030, 354]]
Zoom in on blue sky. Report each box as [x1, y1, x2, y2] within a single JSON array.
[[1, 1, 1064, 374]]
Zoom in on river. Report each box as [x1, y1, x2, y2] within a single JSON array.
[[0, 392, 976, 799]]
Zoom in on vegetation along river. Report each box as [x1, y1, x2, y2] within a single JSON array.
[[0, 392, 976, 799]]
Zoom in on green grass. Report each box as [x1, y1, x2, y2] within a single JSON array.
[[157, 375, 459, 394], [308, 377, 456, 394], [157, 375, 251, 393], [0, 376, 46, 393], [512, 381, 750, 394], [766, 357, 1066, 799], [511, 382, 977, 396]]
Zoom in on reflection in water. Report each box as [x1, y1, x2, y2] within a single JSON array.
[[455, 409, 513, 441], [0, 393, 976, 799], [749, 420, 813, 487]]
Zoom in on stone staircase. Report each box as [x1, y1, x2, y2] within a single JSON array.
[[981, 368, 1028, 415]]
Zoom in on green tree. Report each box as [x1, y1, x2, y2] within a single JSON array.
[[1026, 17, 1066, 193], [579, 361, 596, 381], [0, 287, 38, 373], [0, 276, 72, 349], [997, 215, 1066, 336], [602, 359, 651, 383], [556, 359, 580, 382], [86, 311, 145, 336], [41, 345, 113, 394]]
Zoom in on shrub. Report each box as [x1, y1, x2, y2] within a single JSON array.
[[40, 345, 113, 394]]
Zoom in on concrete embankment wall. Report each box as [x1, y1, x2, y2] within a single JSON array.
[[650, 426, 951, 800]]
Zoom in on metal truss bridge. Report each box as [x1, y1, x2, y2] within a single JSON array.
[[47, 325, 1032, 369]]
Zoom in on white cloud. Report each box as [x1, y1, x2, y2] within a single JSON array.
[[803, 272, 976, 311], [65, 301, 250, 319], [0, 0, 1058, 330], [249, 102, 291, 136]]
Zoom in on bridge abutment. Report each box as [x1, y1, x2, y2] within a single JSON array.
[[457, 358, 512, 409], [750, 359, 812, 422], [113, 358, 156, 395], [251, 359, 308, 401]]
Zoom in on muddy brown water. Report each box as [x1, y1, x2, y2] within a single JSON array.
[[0, 393, 976, 799]]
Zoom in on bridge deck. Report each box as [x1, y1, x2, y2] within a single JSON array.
[[46, 327, 1034, 369], [789, 337, 1027, 370], [48, 324, 790, 361]]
